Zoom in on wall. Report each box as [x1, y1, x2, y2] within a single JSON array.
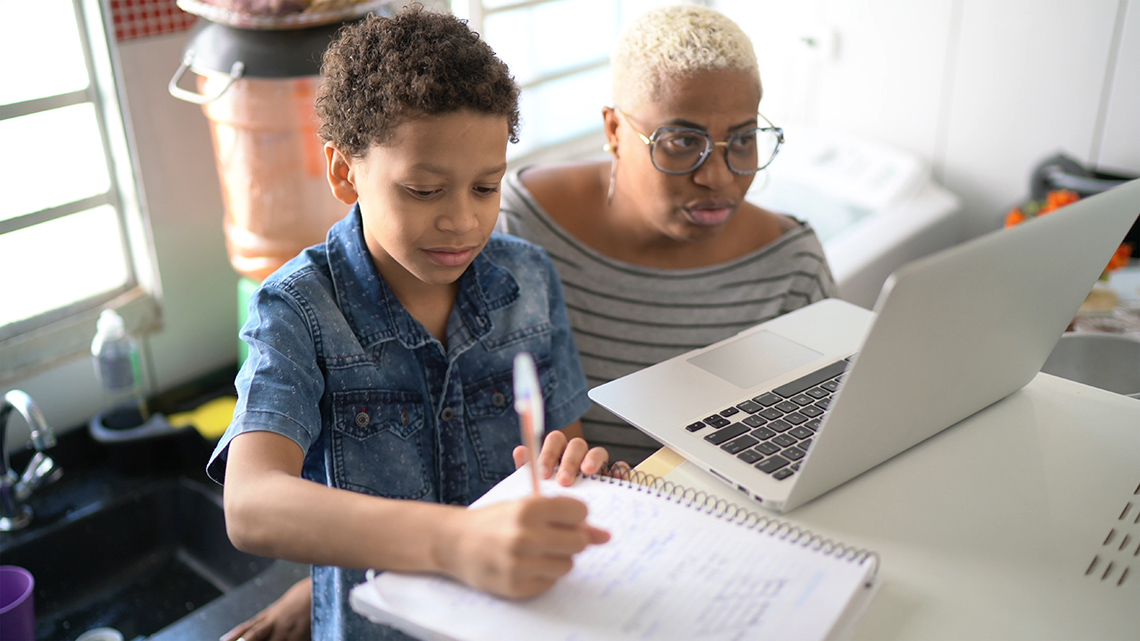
[[717, 0, 1139, 237]]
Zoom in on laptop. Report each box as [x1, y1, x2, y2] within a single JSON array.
[[589, 178, 1140, 513]]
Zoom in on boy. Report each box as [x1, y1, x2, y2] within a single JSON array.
[[207, 6, 610, 639]]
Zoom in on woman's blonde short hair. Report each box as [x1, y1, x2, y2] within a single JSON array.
[[611, 3, 760, 111]]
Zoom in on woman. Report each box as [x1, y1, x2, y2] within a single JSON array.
[[223, 5, 834, 639], [498, 4, 835, 465]]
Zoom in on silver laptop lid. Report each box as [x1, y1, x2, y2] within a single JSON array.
[[785, 178, 1140, 510]]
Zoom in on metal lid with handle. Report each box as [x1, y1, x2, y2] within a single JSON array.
[[168, 16, 370, 104]]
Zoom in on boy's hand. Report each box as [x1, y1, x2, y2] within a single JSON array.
[[512, 430, 609, 487], [442, 495, 610, 599]]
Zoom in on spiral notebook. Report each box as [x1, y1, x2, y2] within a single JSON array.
[[350, 465, 880, 641]]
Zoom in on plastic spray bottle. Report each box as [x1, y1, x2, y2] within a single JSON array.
[[91, 308, 149, 429]]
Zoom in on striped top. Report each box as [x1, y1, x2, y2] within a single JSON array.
[[499, 168, 837, 465]]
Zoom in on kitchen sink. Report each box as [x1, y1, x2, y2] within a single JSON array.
[[1, 475, 273, 641]]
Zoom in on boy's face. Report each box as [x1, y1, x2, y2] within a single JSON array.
[[326, 109, 509, 298]]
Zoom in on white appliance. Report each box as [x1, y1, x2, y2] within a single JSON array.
[[749, 128, 962, 309]]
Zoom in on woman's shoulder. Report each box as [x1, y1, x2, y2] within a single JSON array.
[[521, 161, 609, 244], [768, 208, 805, 234], [713, 201, 809, 259], [515, 161, 607, 222], [518, 161, 606, 200]]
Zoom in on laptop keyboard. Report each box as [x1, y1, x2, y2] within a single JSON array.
[[684, 358, 850, 482]]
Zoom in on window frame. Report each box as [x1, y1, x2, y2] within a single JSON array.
[[0, 0, 161, 383], [453, 0, 614, 168]]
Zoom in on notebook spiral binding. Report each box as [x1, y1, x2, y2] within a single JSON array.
[[594, 463, 881, 575]]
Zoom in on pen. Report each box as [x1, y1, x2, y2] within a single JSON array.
[[513, 352, 544, 496]]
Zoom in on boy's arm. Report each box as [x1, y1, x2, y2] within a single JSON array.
[[223, 430, 453, 571], [223, 430, 609, 598]]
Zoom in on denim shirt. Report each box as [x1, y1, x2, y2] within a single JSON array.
[[207, 205, 591, 640]]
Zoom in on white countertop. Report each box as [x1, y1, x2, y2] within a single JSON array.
[[639, 373, 1140, 641]]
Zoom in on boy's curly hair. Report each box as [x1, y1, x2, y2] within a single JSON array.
[[316, 5, 520, 157]]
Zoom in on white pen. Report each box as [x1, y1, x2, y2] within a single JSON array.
[[513, 352, 545, 496]]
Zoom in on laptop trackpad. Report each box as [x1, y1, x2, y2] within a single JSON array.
[[688, 330, 821, 389]]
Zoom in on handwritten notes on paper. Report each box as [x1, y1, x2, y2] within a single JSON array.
[[352, 467, 875, 641]]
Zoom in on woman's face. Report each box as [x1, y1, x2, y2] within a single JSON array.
[[609, 68, 762, 244]]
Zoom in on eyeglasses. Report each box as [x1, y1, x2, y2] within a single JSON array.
[[616, 108, 784, 176]]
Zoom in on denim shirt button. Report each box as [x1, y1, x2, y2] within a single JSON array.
[[491, 392, 506, 407], [400, 409, 409, 426], [354, 412, 369, 428], [440, 407, 455, 422]]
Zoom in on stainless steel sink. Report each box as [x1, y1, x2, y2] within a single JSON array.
[[1, 476, 273, 641], [1041, 332, 1140, 398]]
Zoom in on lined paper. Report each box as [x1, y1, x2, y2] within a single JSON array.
[[351, 466, 876, 641]]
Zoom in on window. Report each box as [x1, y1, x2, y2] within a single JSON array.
[[452, 0, 681, 166], [0, 0, 160, 382]]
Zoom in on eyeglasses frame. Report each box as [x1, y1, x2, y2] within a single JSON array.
[[614, 108, 784, 176]]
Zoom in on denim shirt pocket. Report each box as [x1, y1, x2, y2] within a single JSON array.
[[463, 356, 557, 482], [330, 389, 430, 500]]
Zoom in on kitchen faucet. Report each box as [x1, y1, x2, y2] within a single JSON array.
[[1, 389, 62, 531]]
